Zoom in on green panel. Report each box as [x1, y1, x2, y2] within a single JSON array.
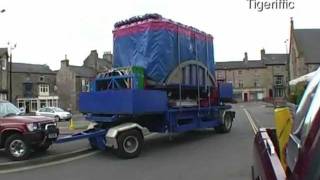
[[116, 66, 145, 89]]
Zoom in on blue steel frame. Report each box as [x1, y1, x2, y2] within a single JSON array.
[[94, 74, 139, 90], [55, 129, 107, 150]]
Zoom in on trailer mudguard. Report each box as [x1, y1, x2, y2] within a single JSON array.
[[105, 123, 150, 149]]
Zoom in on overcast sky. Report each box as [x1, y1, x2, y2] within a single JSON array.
[[1, 0, 320, 70]]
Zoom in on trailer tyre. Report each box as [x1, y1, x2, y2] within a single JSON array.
[[114, 129, 143, 159], [215, 113, 233, 133]]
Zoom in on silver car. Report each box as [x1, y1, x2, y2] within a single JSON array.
[[35, 107, 72, 122]]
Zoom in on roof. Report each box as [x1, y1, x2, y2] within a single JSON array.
[[0, 48, 8, 57], [12, 63, 55, 74], [99, 58, 112, 68], [69, 65, 96, 78], [262, 54, 288, 65], [215, 60, 265, 70], [294, 29, 320, 64]]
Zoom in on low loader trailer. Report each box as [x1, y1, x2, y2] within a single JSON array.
[[54, 14, 235, 159]]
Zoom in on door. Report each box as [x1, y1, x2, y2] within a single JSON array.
[[269, 89, 273, 98], [25, 101, 31, 114], [244, 93, 248, 102]]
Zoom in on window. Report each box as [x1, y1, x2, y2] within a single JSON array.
[[217, 71, 223, 79], [18, 101, 24, 108], [40, 100, 46, 108], [0, 93, 7, 100], [274, 75, 284, 86], [238, 80, 243, 88], [274, 88, 284, 97], [23, 83, 33, 97], [254, 80, 260, 88], [48, 99, 53, 107], [1, 58, 6, 70], [39, 84, 49, 96], [81, 79, 90, 92], [39, 76, 45, 82], [52, 99, 58, 107]]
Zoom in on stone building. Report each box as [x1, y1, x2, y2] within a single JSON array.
[[56, 50, 112, 112], [261, 50, 289, 99], [289, 19, 320, 80], [12, 63, 58, 113], [0, 48, 8, 100], [216, 50, 288, 102]]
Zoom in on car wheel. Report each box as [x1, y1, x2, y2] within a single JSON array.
[[5, 134, 31, 161], [113, 129, 143, 159], [54, 116, 60, 122]]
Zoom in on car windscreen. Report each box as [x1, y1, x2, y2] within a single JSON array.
[[0, 102, 20, 117], [53, 107, 64, 112]]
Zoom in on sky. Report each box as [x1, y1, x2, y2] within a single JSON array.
[[1, 0, 320, 70]]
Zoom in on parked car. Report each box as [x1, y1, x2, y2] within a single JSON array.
[[0, 100, 59, 161], [35, 107, 72, 122]]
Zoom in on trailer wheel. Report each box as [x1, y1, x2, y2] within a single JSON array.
[[215, 112, 233, 133], [114, 129, 143, 159]]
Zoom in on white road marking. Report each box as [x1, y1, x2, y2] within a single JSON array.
[[243, 108, 258, 134], [0, 151, 99, 174]]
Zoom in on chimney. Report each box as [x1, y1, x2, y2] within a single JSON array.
[[103, 51, 113, 61], [243, 52, 248, 63], [61, 55, 69, 68], [90, 50, 98, 59], [260, 49, 266, 59]]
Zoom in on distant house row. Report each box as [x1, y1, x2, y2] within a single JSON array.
[[215, 19, 320, 102], [0, 49, 112, 113]]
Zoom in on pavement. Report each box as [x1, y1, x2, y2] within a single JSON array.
[[57, 114, 91, 134], [0, 102, 277, 180]]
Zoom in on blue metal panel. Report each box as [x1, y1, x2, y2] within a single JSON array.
[[79, 89, 168, 115], [219, 83, 233, 100], [166, 106, 226, 133]]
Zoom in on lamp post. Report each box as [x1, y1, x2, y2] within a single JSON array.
[[0, 9, 5, 13], [8, 43, 16, 102]]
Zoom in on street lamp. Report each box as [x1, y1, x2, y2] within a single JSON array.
[[8, 43, 16, 102], [0, 9, 5, 13]]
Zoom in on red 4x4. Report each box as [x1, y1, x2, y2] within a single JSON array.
[[0, 101, 59, 161]]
